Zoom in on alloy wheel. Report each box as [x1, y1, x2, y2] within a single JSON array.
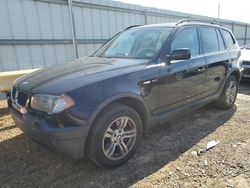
[[225, 80, 237, 105], [102, 116, 137, 160]]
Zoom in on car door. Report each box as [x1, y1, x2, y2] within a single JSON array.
[[220, 29, 241, 77], [156, 26, 207, 113], [199, 27, 229, 95]]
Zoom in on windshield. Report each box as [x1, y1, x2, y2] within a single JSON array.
[[93, 27, 173, 59]]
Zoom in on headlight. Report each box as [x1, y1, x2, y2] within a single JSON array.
[[30, 94, 75, 114]]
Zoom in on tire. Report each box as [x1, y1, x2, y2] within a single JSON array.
[[86, 103, 143, 168], [216, 75, 238, 109]]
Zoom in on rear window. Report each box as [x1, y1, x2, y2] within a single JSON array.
[[200, 27, 219, 53], [220, 29, 235, 49], [216, 29, 226, 50]]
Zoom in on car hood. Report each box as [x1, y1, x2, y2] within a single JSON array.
[[14, 57, 148, 94]]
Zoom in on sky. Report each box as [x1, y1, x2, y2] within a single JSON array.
[[116, 0, 250, 23]]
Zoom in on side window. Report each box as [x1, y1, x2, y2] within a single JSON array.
[[220, 29, 235, 49], [216, 29, 226, 50], [171, 27, 199, 57], [200, 27, 219, 53]]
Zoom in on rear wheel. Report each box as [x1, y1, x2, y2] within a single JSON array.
[[86, 103, 142, 168], [216, 75, 238, 109]]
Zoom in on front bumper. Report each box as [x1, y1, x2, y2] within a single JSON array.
[[8, 100, 89, 159]]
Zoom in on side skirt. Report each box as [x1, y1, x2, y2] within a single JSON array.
[[148, 92, 220, 129]]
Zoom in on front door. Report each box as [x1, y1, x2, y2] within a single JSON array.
[[156, 26, 207, 113]]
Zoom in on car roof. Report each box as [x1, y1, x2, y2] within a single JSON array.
[[136, 23, 176, 28], [130, 21, 228, 30]]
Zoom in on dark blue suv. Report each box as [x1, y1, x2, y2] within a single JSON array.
[[8, 20, 242, 168]]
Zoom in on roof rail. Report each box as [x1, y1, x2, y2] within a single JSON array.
[[124, 25, 142, 30], [176, 19, 222, 26]]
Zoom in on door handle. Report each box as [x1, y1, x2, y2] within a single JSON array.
[[197, 67, 206, 73]]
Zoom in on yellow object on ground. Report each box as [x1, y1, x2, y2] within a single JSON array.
[[0, 69, 39, 92]]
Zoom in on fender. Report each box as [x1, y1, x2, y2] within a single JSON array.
[[87, 92, 151, 127], [217, 67, 241, 96]]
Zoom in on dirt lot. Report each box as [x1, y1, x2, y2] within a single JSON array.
[[1, 82, 250, 188]]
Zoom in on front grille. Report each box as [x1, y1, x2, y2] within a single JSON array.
[[11, 87, 29, 107], [242, 61, 250, 65], [17, 91, 28, 106]]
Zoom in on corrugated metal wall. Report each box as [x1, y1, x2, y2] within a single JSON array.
[[0, 0, 249, 72]]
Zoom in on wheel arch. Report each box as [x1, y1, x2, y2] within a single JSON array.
[[219, 68, 241, 95], [230, 69, 241, 83], [88, 93, 150, 131]]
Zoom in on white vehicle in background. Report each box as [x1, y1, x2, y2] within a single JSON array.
[[240, 44, 250, 79]]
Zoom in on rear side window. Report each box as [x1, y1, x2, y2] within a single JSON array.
[[220, 29, 235, 49], [200, 27, 219, 53], [216, 29, 226, 50], [171, 27, 199, 57]]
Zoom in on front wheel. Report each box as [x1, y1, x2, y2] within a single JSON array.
[[86, 103, 143, 168], [216, 75, 238, 109]]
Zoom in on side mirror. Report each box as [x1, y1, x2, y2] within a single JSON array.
[[170, 48, 191, 61]]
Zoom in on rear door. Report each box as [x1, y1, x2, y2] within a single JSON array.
[[199, 26, 229, 95], [220, 29, 241, 74]]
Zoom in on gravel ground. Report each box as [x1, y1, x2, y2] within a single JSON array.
[[1, 82, 250, 188]]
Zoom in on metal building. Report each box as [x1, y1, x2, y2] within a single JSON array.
[[0, 0, 249, 72]]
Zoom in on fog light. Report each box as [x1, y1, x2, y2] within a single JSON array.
[[20, 107, 27, 114]]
